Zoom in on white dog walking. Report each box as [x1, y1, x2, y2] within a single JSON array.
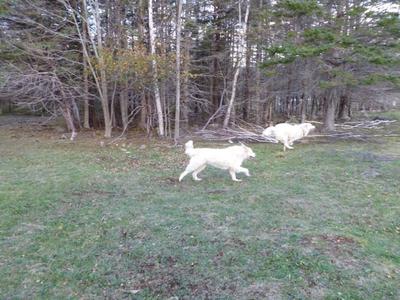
[[179, 141, 256, 182], [262, 123, 315, 151]]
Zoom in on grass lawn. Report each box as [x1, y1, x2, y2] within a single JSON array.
[[1, 113, 400, 299]]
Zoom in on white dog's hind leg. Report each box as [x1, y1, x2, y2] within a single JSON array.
[[179, 157, 205, 182], [229, 169, 242, 182], [283, 138, 294, 151], [192, 165, 206, 181], [236, 166, 250, 177]]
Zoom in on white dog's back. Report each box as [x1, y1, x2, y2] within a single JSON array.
[[185, 142, 248, 169], [262, 122, 315, 151], [179, 141, 255, 182], [274, 123, 303, 141]]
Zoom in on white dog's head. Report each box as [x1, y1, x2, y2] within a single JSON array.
[[262, 126, 275, 137], [300, 123, 315, 136], [240, 142, 256, 158]]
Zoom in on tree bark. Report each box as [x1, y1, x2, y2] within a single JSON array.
[[148, 0, 164, 136], [255, 45, 262, 124], [94, 0, 112, 137], [181, 28, 191, 130], [137, 0, 148, 131], [301, 93, 307, 123], [223, 0, 250, 128], [311, 96, 317, 119], [81, 1, 90, 129], [174, 0, 183, 140], [323, 93, 337, 131], [243, 35, 251, 121], [120, 87, 129, 131]]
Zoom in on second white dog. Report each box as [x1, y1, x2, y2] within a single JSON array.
[[262, 123, 315, 151], [179, 141, 256, 182]]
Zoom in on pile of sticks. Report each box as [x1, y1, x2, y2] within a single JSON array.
[[195, 123, 278, 143], [195, 119, 398, 142], [335, 119, 397, 130]]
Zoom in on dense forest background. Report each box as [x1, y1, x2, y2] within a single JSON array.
[[0, 0, 399, 139]]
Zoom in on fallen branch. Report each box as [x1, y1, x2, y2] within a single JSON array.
[[310, 132, 400, 141]]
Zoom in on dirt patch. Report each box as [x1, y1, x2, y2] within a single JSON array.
[[207, 188, 229, 194], [350, 151, 398, 162], [307, 285, 327, 299], [285, 197, 313, 210], [159, 176, 179, 185], [239, 281, 284, 299], [300, 234, 361, 270], [71, 190, 115, 197], [131, 255, 215, 298], [361, 168, 381, 179], [14, 223, 46, 236], [300, 234, 357, 249], [0, 115, 53, 127]]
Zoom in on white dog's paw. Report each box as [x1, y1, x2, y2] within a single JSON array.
[[246, 172, 251, 177], [193, 177, 202, 181], [233, 178, 242, 182]]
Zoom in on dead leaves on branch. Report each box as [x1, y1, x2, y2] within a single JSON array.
[[90, 46, 175, 88]]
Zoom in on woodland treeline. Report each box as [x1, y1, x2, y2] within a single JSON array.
[[0, 0, 399, 138]]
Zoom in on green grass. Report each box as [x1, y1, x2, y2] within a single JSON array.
[[1, 115, 400, 299]]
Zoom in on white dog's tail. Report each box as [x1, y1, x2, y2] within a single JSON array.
[[184, 140, 196, 157]]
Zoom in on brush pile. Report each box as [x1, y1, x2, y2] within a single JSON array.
[[195, 118, 398, 143], [335, 119, 396, 130], [195, 123, 278, 143]]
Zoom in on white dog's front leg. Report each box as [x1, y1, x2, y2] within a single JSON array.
[[192, 165, 206, 181], [229, 169, 242, 182]]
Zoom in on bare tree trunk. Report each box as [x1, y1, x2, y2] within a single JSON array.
[[181, 28, 191, 130], [137, 0, 147, 131], [210, 0, 224, 115], [65, 0, 110, 136], [174, 0, 183, 140], [159, 0, 169, 136], [140, 92, 148, 130], [117, 0, 129, 132], [311, 96, 317, 119], [255, 45, 262, 124], [323, 93, 337, 131], [265, 99, 273, 126], [244, 36, 251, 121], [301, 94, 307, 123], [81, 1, 90, 129], [223, 0, 250, 128], [120, 87, 129, 131], [61, 103, 77, 140], [347, 97, 352, 118], [83, 59, 90, 129], [148, 0, 164, 136], [94, 0, 112, 137], [338, 94, 351, 120]]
